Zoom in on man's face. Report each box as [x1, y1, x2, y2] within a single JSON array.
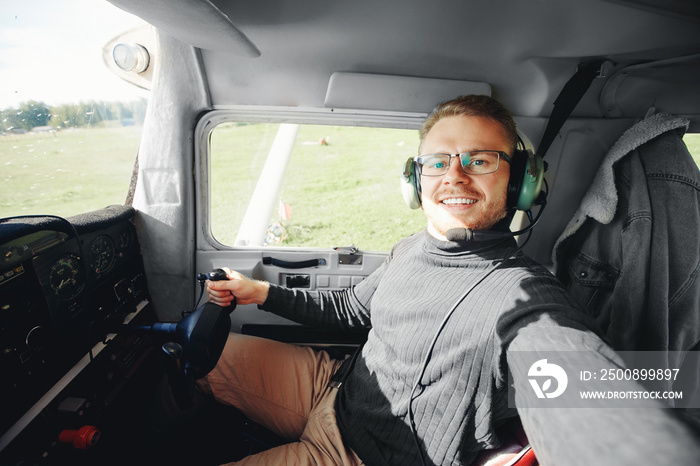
[[419, 115, 511, 240]]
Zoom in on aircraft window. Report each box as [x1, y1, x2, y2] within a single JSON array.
[[684, 133, 700, 169], [209, 122, 426, 251], [0, 1, 148, 219]]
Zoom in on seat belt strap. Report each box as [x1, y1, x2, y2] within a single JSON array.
[[328, 344, 362, 389], [537, 60, 606, 158]]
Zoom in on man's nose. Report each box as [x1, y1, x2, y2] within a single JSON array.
[[443, 156, 472, 184]]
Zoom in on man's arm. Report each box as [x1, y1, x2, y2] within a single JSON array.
[[206, 268, 270, 307], [206, 262, 386, 330], [507, 317, 700, 465]]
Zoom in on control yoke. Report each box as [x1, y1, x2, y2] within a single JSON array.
[[120, 272, 232, 409]]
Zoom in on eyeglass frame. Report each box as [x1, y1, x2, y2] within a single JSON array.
[[413, 150, 513, 177]]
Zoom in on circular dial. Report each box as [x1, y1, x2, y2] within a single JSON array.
[[49, 255, 84, 299], [90, 235, 115, 275]]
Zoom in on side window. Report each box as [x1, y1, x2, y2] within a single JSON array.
[[209, 122, 425, 251], [684, 133, 700, 169], [0, 2, 148, 218]]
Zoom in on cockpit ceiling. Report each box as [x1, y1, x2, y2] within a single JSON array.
[[108, 0, 700, 119]]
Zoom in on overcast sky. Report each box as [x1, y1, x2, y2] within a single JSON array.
[[0, 0, 148, 109]]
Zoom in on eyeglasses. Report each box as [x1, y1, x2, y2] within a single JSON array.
[[414, 151, 512, 176]]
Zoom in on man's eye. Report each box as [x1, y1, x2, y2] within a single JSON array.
[[464, 157, 490, 168], [419, 156, 447, 168]]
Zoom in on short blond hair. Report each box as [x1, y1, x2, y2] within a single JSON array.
[[419, 95, 518, 154]]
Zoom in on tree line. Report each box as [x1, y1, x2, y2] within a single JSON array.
[[0, 99, 148, 133]]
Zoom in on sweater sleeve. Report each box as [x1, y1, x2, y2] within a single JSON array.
[[508, 324, 700, 465], [500, 270, 700, 465], [258, 254, 389, 330]]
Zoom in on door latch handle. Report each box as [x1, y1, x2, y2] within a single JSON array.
[[262, 257, 326, 269]]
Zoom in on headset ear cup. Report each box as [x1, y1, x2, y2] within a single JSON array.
[[516, 152, 544, 211], [401, 158, 422, 209], [507, 150, 544, 211], [506, 151, 526, 210]]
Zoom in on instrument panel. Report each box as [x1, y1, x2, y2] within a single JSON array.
[[0, 206, 153, 448]]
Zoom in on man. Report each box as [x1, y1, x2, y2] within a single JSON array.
[[203, 95, 699, 465]]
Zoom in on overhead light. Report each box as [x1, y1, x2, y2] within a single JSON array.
[[112, 43, 150, 73]]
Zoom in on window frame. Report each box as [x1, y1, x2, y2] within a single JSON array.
[[194, 106, 427, 252]]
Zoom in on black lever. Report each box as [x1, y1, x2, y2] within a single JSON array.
[[196, 268, 228, 282], [193, 268, 236, 312]]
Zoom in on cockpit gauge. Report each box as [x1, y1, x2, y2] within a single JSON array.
[[49, 255, 84, 299], [90, 235, 115, 275]]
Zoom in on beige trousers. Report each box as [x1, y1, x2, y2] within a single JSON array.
[[198, 333, 364, 465]]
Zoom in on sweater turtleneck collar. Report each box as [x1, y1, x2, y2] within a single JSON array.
[[422, 216, 519, 255], [422, 229, 517, 256], [426, 213, 515, 253]]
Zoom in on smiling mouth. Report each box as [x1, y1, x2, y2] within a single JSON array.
[[441, 197, 477, 206]]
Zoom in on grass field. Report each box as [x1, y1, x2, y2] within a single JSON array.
[[2, 126, 699, 251], [210, 124, 426, 250], [0, 126, 141, 218], [685, 133, 700, 165]]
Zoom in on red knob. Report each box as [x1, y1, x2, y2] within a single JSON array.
[[58, 425, 100, 449]]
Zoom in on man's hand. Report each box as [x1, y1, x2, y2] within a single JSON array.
[[206, 267, 270, 307]]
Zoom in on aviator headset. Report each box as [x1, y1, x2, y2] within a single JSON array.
[[400, 132, 546, 240]]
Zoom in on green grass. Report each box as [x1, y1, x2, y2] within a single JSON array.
[[0, 126, 141, 218], [2, 125, 699, 252], [684, 133, 700, 167], [210, 124, 426, 251]]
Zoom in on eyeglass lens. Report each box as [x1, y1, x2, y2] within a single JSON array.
[[417, 151, 501, 176]]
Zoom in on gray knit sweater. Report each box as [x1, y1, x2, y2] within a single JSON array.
[[261, 230, 602, 465]]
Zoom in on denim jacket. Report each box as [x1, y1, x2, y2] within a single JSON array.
[[552, 113, 700, 403]]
